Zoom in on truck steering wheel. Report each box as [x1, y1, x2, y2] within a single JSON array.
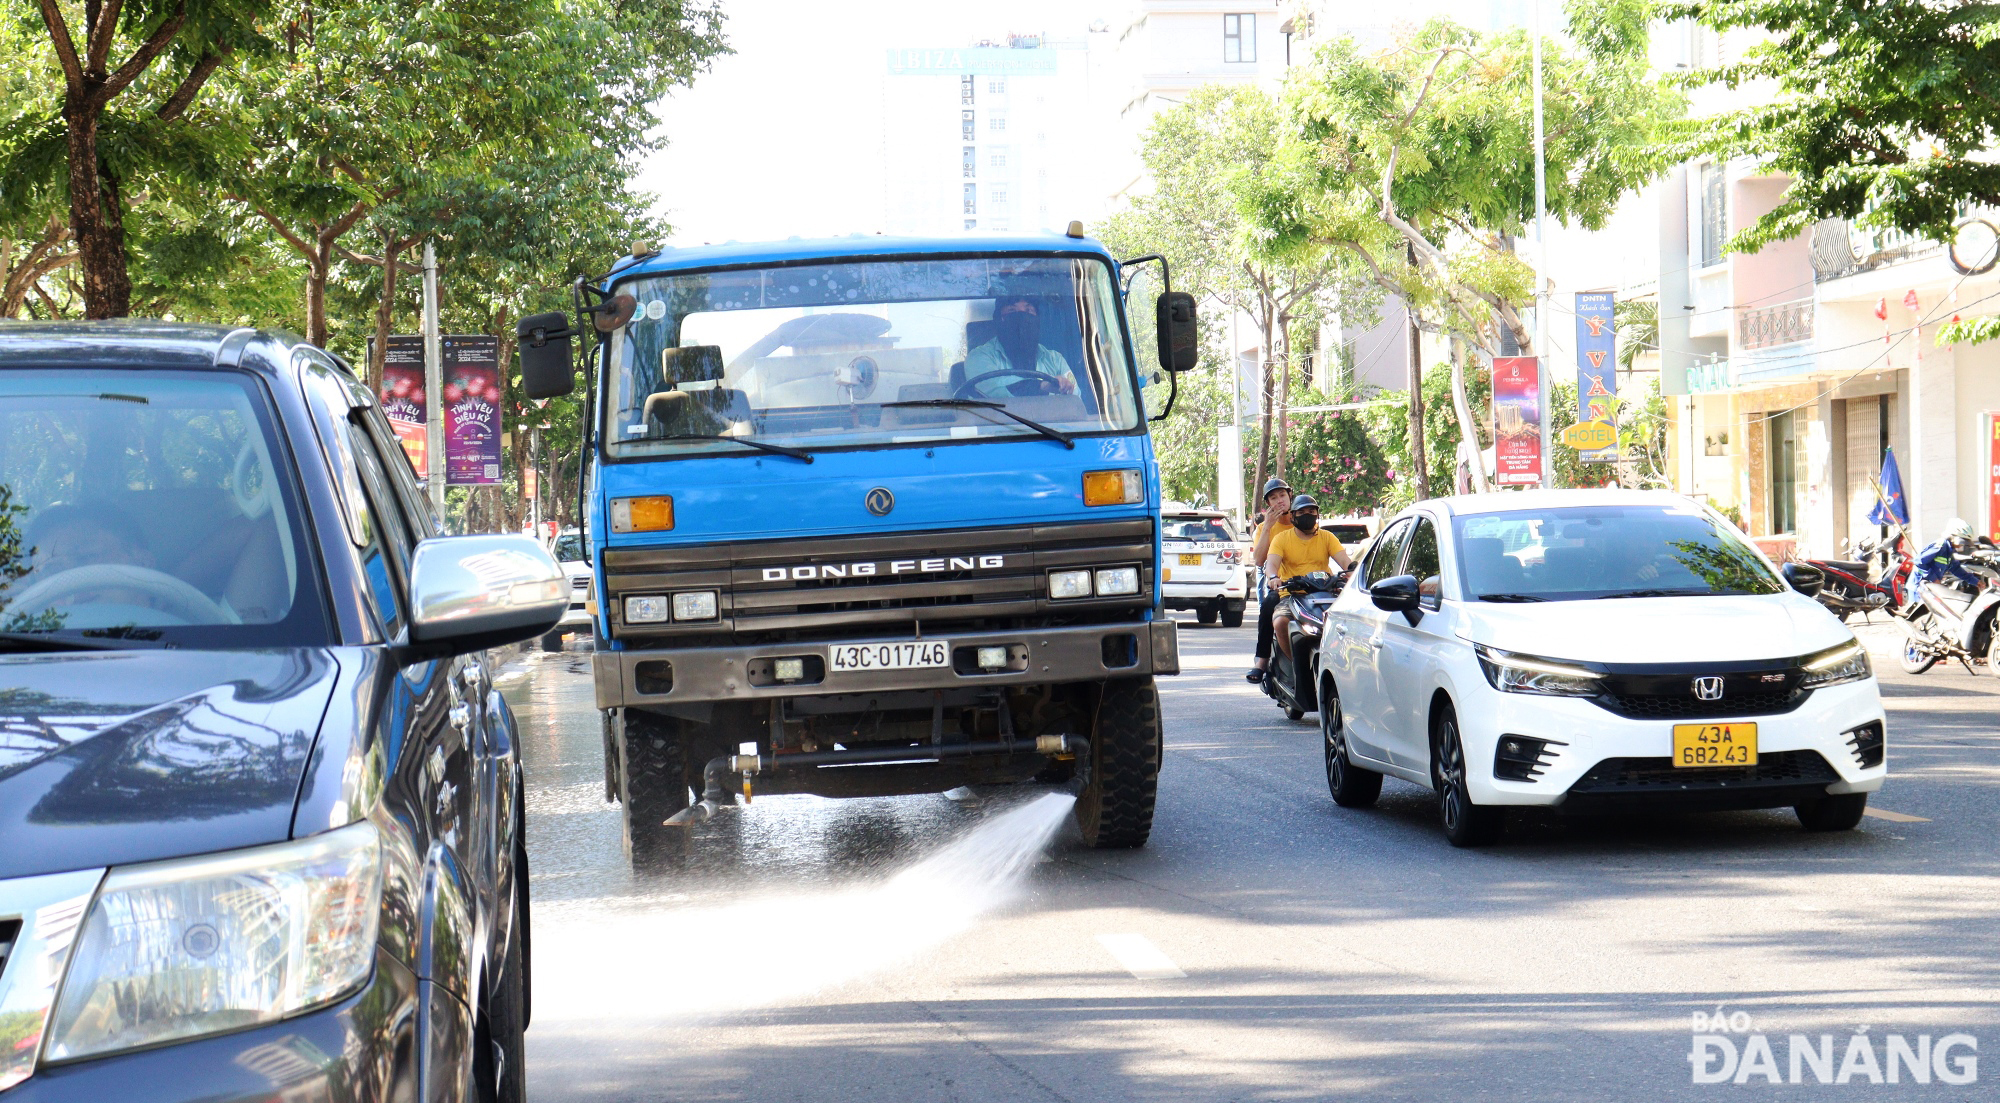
[[954, 368, 1066, 399]]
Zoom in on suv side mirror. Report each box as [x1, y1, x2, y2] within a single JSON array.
[[1156, 291, 1198, 372], [517, 311, 577, 399], [1781, 561, 1824, 598], [1370, 574, 1422, 622], [405, 534, 567, 659]]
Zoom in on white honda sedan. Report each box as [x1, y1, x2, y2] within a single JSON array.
[[1313, 490, 1886, 846]]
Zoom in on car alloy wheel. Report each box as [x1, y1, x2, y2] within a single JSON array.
[[1320, 677, 1381, 808], [1432, 706, 1501, 847]]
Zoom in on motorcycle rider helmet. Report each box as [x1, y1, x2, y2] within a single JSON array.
[[1261, 476, 1293, 505], [1945, 518, 1975, 548], [1289, 494, 1320, 532]]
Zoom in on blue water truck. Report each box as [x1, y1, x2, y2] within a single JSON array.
[[517, 229, 1198, 864]]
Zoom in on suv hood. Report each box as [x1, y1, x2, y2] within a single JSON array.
[[0, 648, 338, 879], [1459, 593, 1851, 665]]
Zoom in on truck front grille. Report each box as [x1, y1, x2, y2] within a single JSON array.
[[603, 519, 1154, 643]]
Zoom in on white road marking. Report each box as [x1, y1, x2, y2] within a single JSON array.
[[1864, 807, 1930, 823], [1096, 933, 1187, 980]]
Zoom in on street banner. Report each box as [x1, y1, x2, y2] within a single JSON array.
[[390, 419, 428, 477], [1987, 417, 2000, 540], [1574, 291, 1618, 464], [373, 335, 427, 425], [443, 335, 503, 485], [1492, 356, 1543, 486]]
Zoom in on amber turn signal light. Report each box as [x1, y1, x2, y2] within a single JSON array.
[[1082, 469, 1143, 507], [611, 495, 674, 533]]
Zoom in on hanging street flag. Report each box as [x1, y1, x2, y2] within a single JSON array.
[[443, 335, 504, 486], [1574, 291, 1618, 464], [1492, 356, 1544, 486], [1867, 446, 1909, 527]]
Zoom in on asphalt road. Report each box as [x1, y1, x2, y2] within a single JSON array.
[[502, 621, 2000, 1103]]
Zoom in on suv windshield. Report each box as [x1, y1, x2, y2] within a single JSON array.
[[1164, 516, 1236, 542], [0, 370, 327, 647], [1454, 503, 1784, 602], [603, 255, 1142, 459]]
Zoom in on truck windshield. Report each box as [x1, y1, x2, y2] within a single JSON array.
[[603, 255, 1143, 459]]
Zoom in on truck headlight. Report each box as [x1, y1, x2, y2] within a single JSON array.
[[1082, 469, 1143, 506], [1094, 566, 1140, 596], [1474, 644, 1603, 697], [45, 822, 382, 1064], [625, 594, 670, 623], [1800, 640, 1871, 688], [672, 591, 718, 621], [1049, 569, 1093, 599]]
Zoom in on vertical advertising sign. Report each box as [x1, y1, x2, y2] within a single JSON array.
[[369, 335, 429, 473], [1492, 356, 1544, 486], [443, 335, 504, 485], [1987, 414, 2000, 540], [1574, 291, 1618, 464]]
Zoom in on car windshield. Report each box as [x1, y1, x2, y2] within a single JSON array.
[[603, 255, 1143, 458], [0, 370, 327, 647], [1164, 516, 1236, 542], [1453, 503, 1784, 602]]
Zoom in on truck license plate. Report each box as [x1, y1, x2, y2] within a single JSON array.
[[829, 641, 950, 673]]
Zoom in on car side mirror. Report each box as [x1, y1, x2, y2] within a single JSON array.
[[1782, 561, 1824, 598], [517, 311, 577, 399], [1370, 573, 1423, 623], [1156, 291, 1198, 372], [404, 534, 567, 659]]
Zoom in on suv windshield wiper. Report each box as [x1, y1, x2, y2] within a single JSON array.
[[0, 631, 154, 653], [1476, 593, 1547, 603], [648, 433, 813, 463], [1600, 588, 1708, 599], [881, 398, 1075, 449]]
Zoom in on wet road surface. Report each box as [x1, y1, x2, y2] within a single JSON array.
[[502, 621, 2000, 1102]]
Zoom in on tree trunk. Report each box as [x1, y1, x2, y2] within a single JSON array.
[[1273, 316, 1293, 483], [1405, 298, 1429, 499], [64, 102, 131, 318], [1251, 304, 1277, 507], [1448, 337, 1490, 494], [304, 248, 329, 348]]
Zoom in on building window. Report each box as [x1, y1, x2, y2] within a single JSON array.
[[1768, 409, 1801, 535], [961, 110, 975, 140], [1224, 13, 1256, 62], [988, 78, 1006, 94], [960, 75, 974, 105], [990, 151, 1007, 169], [990, 115, 1007, 132], [1700, 162, 1726, 268], [963, 146, 976, 178], [964, 184, 976, 215]]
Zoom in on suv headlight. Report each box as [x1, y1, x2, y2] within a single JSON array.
[[1800, 639, 1871, 689], [45, 821, 383, 1063], [1475, 644, 1604, 697]]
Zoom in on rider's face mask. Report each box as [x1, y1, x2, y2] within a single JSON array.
[[1292, 512, 1319, 533], [997, 305, 1040, 369]]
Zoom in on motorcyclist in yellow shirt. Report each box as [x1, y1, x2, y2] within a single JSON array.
[[1265, 494, 1352, 663]]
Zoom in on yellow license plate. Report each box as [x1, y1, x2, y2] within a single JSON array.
[[1179, 553, 1203, 565], [1672, 722, 1758, 768]]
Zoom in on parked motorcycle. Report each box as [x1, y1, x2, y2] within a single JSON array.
[[1805, 533, 1909, 621], [1897, 550, 2000, 674], [1264, 570, 1345, 722]]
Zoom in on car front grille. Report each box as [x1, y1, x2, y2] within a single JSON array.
[[1568, 750, 1840, 794], [1591, 662, 1808, 720], [602, 519, 1154, 644]]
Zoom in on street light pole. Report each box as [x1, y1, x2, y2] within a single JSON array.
[[1531, 0, 1552, 488]]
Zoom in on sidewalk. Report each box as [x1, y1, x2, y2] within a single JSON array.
[[1848, 617, 1906, 660]]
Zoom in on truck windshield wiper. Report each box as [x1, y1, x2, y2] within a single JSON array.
[[881, 398, 1075, 449], [1476, 593, 1546, 603], [649, 433, 813, 463]]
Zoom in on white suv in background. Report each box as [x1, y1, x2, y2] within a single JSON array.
[[543, 528, 595, 651], [1314, 490, 1885, 846], [1161, 506, 1248, 627]]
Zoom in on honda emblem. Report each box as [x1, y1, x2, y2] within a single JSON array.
[[1692, 676, 1725, 701]]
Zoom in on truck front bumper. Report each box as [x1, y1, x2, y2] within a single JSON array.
[[595, 618, 1180, 709]]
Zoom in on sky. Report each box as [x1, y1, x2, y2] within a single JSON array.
[[638, 0, 1120, 247]]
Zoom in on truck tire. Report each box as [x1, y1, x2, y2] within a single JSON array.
[[615, 709, 691, 866], [1075, 677, 1161, 849], [1220, 602, 1244, 628]]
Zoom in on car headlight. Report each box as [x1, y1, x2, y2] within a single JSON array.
[[1475, 644, 1603, 697], [1800, 639, 1871, 689], [1049, 569, 1093, 599], [44, 821, 382, 1063]]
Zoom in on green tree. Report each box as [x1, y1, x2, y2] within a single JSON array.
[[1363, 356, 1492, 513], [1671, 0, 2000, 253]]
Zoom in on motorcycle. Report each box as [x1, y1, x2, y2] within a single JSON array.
[[1804, 533, 1909, 621], [1264, 570, 1345, 722], [1897, 549, 2000, 674]]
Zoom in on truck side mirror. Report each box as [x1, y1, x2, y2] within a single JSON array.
[[517, 311, 576, 399], [1156, 291, 1198, 372]]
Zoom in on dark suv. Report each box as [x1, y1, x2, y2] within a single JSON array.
[[0, 323, 564, 1102]]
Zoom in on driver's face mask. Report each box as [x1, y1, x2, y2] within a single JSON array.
[[997, 307, 1040, 368], [1292, 512, 1319, 534]]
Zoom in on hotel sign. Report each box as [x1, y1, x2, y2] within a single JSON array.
[[887, 47, 1056, 75]]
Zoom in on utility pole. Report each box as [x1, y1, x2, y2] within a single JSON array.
[[1531, 0, 1552, 488], [422, 239, 445, 519], [1406, 243, 1428, 499]]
